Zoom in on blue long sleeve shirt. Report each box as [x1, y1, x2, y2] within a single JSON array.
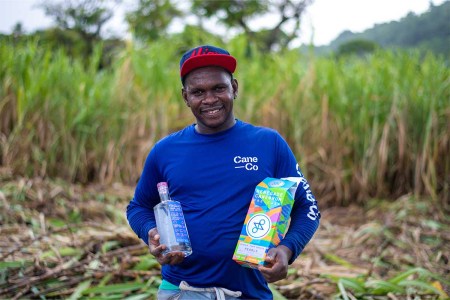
[[127, 120, 320, 299]]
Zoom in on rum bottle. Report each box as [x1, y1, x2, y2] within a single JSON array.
[[154, 182, 192, 257]]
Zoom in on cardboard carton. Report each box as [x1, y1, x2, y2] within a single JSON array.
[[233, 177, 299, 268]]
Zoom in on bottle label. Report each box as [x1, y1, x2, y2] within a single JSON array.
[[168, 202, 190, 243]]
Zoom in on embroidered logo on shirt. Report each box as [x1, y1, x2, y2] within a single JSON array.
[[233, 156, 259, 171]]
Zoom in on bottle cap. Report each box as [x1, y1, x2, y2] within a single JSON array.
[[157, 182, 169, 193]]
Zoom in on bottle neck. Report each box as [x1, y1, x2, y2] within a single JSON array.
[[157, 182, 171, 202], [159, 192, 170, 202]]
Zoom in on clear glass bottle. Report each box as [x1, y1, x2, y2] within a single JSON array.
[[154, 182, 192, 257]]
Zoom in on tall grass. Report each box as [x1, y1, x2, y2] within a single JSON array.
[[275, 50, 449, 206], [0, 38, 448, 207]]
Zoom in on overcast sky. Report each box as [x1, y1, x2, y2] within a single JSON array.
[[0, 0, 446, 46]]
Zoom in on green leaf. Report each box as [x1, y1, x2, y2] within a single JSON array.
[[48, 218, 67, 228], [99, 273, 113, 286], [41, 247, 83, 259], [124, 293, 154, 300], [421, 219, 442, 230], [320, 274, 340, 282], [83, 282, 146, 294], [339, 277, 366, 294], [398, 280, 444, 296], [59, 247, 83, 257], [102, 241, 120, 253], [86, 295, 125, 300], [0, 260, 29, 269], [337, 280, 350, 300], [366, 279, 405, 294], [133, 255, 159, 271], [287, 267, 297, 276], [388, 267, 429, 284], [323, 253, 355, 268], [269, 284, 287, 300], [68, 280, 91, 300], [41, 250, 55, 260]]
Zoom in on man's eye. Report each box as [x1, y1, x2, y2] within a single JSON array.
[[215, 86, 226, 92], [192, 90, 203, 96]]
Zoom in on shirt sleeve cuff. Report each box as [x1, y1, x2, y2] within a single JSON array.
[[141, 222, 156, 245], [279, 240, 303, 265]]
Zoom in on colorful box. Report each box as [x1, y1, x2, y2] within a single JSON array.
[[232, 177, 299, 268]]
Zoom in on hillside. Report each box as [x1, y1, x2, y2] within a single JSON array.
[[313, 1, 450, 56]]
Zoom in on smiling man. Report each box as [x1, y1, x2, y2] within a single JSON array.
[[126, 45, 320, 299], [182, 65, 237, 134]]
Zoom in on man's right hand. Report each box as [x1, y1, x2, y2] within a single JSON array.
[[148, 228, 185, 265]]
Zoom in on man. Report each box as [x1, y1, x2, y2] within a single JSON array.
[[127, 45, 320, 299]]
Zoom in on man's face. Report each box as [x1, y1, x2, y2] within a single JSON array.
[[182, 66, 238, 134]]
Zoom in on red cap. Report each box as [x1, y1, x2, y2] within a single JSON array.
[[180, 45, 237, 78]]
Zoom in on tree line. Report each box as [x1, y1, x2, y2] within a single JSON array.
[[2, 0, 447, 64], [3, 0, 313, 61]]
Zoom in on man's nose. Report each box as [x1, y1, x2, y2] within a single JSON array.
[[203, 90, 218, 103]]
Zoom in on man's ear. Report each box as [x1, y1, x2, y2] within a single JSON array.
[[232, 78, 239, 99], [182, 88, 190, 107]]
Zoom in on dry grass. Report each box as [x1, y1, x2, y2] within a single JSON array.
[[1, 174, 448, 299]]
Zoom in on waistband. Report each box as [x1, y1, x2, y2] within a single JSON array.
[[159, 280, 242, 299]]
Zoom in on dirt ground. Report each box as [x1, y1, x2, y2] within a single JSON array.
[[0, 176, 448, 299]]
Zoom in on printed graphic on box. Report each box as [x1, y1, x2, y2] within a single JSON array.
[[233, 177, 299, 268]]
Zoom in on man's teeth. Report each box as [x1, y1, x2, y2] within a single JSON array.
[[206, 109, 220, 114]]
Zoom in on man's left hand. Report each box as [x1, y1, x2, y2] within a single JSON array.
[[258, 245, 292, 283]]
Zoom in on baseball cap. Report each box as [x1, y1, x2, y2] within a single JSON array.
[[179, 45, 237, 78]]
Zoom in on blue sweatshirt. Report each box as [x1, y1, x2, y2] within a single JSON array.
[[127, 120, 320, 299]]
